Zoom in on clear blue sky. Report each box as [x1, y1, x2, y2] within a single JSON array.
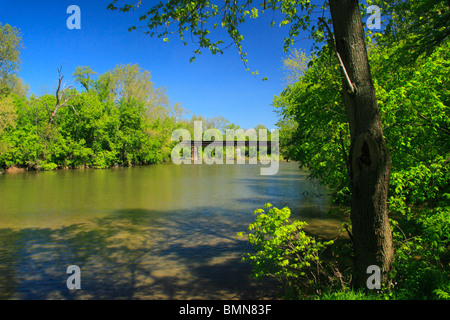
[[0, 0, 317, 129]]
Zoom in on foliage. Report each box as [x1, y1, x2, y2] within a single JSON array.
[[107, 0, 331, 75], [371, 0, 449, 64], [0, 63, 193, 171], [274, 50, 351, 203], [374, 41, 449, 299], [272, 7, 449, 298], [282, 48, 310, 85], [316, 289, 381, 300], [275, 39, 449, 196], [0, 55, 251, 172], [0, 23, 24, 96], [237, 204, 336, 297], [0, 95, 17, 134]]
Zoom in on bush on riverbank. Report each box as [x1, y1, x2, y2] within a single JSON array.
[[239, 203, 449, 300]]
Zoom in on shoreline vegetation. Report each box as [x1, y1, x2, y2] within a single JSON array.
[[0, 61, 277, 175], [0, 155, 288, 174]]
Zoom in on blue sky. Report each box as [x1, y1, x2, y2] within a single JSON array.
[[0, 0, 318, 129]]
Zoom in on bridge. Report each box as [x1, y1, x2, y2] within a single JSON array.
[[176, 140, 273, 147], [175, 140, 275, 161]]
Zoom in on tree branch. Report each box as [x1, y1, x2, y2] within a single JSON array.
[[49, 66, 77, 124], [318, 17, 356, 94]]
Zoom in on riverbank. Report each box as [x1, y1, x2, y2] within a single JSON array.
[[1, 155, 289, 174]]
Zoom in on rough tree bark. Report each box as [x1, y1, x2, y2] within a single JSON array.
[[328, 0, 394, 288]]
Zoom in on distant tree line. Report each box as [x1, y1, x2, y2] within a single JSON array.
[[0, 23, 265, 171]]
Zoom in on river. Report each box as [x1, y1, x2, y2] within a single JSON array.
[[0, 161, 344, 300]]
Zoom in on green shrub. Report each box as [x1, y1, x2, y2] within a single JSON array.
[[237, 204, 335, 298], [39, 162, 58, 171]]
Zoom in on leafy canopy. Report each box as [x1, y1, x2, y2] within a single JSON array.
[[273, 3, 449, 297], [107, 0, 326, 71]]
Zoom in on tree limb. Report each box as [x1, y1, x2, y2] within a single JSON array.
[[318, 17, 356, 94]]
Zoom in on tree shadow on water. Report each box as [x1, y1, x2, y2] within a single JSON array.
[[0, 207, 281, 300]]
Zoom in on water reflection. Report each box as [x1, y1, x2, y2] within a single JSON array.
[[0, 162, 344, 299]]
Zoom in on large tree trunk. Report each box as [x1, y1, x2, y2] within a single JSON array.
[[328, 0, 394, 288]]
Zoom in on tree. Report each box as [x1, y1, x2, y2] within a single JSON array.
[[4, 74, 29, 97], [0, 23, 22, 76], [282, 48, 309, 85], [95, 63, 156, 104], [73, 66, 97, 91], [0, 95, 17, 134], [94, 63, 179, 120], [327, 0, 393, 287], [275, 23, 449, 297], [189, 114, 232, 133], [373, 0, 449, 65], [0, 23, 190, 171], [107, 0, 394, 288], [0, 23, 25, 96], [169, 102, 189, 123]]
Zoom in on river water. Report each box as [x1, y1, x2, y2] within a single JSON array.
[[0, 161, 344, 300]]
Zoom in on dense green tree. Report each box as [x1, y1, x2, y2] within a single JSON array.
[[274, 49, 350, 198], [73, 66, 97, 91], [275, 25, 449, 298], [281, 48, 309, 85], [0, 95, 17, 134], [0, 22, 27, 150], [0, 23, 24, 96], [96, 64, 159, 105], [0, 57, 231, 171], [372, 0, 449, 64]]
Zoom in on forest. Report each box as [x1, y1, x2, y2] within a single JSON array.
[[0, 35, 248, 172]]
